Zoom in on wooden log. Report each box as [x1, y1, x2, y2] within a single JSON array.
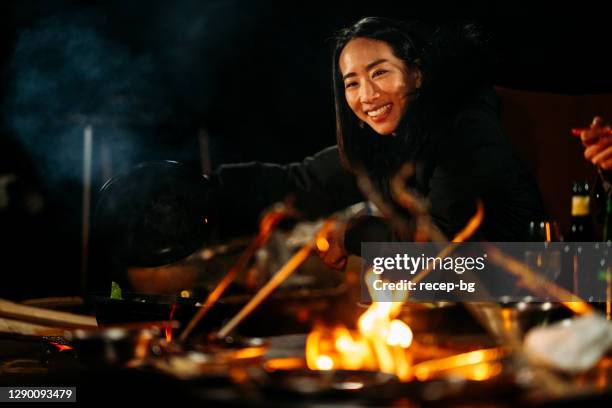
[[0, 298, 97, 329]]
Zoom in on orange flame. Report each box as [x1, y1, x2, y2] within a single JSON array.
[[306, 270, 414, 382], [305, 202, 488, 382]]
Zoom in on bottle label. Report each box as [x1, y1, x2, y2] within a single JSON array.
[[571, 196, 590, 216]]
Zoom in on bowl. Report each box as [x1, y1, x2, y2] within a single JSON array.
[[64, 324, 165, 368]]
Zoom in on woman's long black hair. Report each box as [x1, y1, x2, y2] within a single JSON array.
[[331, 17, 493, 190]]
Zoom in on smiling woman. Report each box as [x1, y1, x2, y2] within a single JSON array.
[[328, 18, 544, 245], [215, 17, 544, 269], [339, 37, 421, 136]]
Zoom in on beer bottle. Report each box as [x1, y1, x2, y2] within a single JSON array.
[[568, 181, 594, 242], [566, 181, 594, 299]]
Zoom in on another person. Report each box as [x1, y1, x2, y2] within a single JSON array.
[[214, 17, 544, 268]]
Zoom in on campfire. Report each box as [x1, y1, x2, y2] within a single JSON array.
[[306, 266, 414, 381], [305, 320, 413, 381], [301, 198, 515, 384]]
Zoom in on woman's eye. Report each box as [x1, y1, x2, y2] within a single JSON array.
[[372, 69, 387, 78], [345, 81, 358, 89]]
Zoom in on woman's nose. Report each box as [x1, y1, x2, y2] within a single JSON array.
[[359, 80, 380, 103]]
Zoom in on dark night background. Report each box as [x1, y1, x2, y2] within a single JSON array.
[[0, 0, 610, 299]]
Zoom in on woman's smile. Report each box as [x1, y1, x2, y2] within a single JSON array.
[[365, 103, 393, 122]]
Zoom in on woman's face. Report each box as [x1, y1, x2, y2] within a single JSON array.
[[339, 37, 421, 136]]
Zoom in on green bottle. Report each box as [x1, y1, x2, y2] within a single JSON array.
[[600, 195, 611, 319], [603, 195, 612, 242]]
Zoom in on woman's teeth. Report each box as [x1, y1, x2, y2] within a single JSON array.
[[367, 104, 392, 117]]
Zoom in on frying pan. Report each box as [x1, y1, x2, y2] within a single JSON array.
[[90, 160, 217, 292]]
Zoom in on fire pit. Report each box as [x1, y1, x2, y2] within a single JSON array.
[[63, 323, 168, 368], [145, 335, 269, 382], [252, 366, 397, 397]]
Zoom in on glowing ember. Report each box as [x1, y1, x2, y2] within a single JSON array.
[[49, 342, 73, 352], [166, 303, 177, 343], [264, 357, 304, 371]]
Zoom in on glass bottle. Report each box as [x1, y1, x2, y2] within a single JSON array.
[[568, 181, 594, 242], [601, 195, 612, 319]]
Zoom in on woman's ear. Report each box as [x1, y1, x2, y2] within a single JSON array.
[[413, 68, 422, 89]]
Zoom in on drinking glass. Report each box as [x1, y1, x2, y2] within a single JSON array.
[[525, 220, 562, 287]]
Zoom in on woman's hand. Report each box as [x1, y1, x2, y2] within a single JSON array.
[[315, 220, 348, 270], [575, 116, 612, 170]]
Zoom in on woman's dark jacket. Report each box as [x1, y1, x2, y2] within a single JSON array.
[[214, 87, 544, 248]]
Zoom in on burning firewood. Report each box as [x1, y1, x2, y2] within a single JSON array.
[[216, 219, 336, 339], [179, 205, 288, 342]]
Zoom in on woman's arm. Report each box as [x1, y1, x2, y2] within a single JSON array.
[[213, 146, 363, 237]]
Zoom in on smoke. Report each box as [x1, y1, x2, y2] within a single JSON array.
[[4, 1, 271, 189], [4, 9, 172, 189]]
